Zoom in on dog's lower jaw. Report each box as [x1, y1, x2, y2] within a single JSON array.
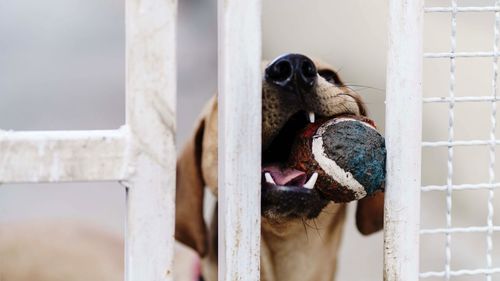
[[200, 203, 347, 281]]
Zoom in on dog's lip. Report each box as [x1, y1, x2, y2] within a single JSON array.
[[261, 180, 330, 219]]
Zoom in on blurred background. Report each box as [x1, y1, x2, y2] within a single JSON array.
[[1, 0, 500, 280]]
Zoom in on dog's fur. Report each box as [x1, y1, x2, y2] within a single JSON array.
[[175, 56, 384, 281], [0, 222, 124, 281]]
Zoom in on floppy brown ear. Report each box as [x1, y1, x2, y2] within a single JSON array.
[[355, 191, 384, 235], [175, 119, 208, 257]]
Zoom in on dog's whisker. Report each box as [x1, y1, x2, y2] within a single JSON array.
[[312, 219, 324, 241], [343, 83, 385, 93], [301, 218, 310, 241], [346, 87, 378, 93], [342, 87, 369, 99], [303, 218, 321, 232]]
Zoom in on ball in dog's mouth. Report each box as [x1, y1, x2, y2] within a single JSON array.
[[261, 113, 386, 220]]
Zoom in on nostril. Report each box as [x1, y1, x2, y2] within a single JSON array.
[[267, 60, 293, 82], [301, 60, 316, 79], [265, 54, 317, 92]]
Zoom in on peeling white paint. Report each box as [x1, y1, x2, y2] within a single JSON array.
[[37, 142, 46, 157], [0, 130, 127, 183], [49, 153, 60, 182]]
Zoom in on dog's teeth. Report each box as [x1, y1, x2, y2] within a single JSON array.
[[308, 112, 315, 123], [265, 172, 276, 184], [304, 172, 318, 189]]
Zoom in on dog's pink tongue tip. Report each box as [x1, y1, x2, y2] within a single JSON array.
[[262, 165, 307, 186]]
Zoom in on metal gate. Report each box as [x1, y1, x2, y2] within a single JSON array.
[[6, 0, 493, 280]]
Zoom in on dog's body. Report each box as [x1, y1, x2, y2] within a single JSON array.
[[0, 222, 124, 281], [199, 201, 348, 281], [175, 54, 384, 281]]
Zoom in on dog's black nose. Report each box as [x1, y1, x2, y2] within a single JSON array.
[[265, 54, 317, 93]]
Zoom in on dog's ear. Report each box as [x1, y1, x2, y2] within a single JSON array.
[[355, 191, 384, 235], [175, 119, 208, 257]]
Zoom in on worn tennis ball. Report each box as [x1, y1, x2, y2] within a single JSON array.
[[288, 115, 386, 202]]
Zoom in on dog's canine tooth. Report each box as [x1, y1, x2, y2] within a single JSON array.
[[303, 172, 318, 189], [265, 172, 276, 185], [308, 112, 315, 123]]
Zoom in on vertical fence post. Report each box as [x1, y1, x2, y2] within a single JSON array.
[[384, 0, 423, 280], [218, 0, 262, 280], [125, 0, 177, 280]]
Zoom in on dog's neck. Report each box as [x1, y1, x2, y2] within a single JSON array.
[[201, 203, 347, 281]]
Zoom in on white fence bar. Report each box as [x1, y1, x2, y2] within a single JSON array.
[[425, 51, 500, 58], [422, 182, 500, 192], [423, 96, 500, 103], [422, 140, 500, 147], [384, 0, 423, 280], [420, 268, 500, 278], [124, 0, 177, 280], [425, 6, 500, 13], [420, 226, 500, 235], [0, 129, 126, 183], [218, 0, 262, 280]]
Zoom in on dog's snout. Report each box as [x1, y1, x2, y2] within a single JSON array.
[[265, 54, 317, 93]]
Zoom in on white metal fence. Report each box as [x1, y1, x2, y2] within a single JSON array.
[[385, 0, 500, 280], [420, 1, 500, 280], [4, 0, 492, 280]]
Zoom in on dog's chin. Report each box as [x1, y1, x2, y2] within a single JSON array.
[[261, 181, 330, 220]]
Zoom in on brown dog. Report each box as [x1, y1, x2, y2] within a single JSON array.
[[175, 53, 384, 281]]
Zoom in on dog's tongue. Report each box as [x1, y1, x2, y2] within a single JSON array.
[[262, 165, 307, 186]]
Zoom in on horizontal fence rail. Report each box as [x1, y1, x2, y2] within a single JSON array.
[[422, 182, 500, 192], [0, 129, 127, 183]]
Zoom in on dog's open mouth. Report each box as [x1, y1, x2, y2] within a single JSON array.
[[260, 110, 385, 220], [261, 111, 331, 219]]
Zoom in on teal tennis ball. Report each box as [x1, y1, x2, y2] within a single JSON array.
[[288, 115, 386, 202]]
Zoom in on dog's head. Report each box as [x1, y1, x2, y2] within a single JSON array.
[[175, 53, 385, 257]]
